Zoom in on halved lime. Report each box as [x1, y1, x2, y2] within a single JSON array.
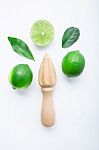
[[30, 20, 55, 46]]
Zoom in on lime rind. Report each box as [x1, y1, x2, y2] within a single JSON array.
[[30, 20, 55, 46], [62, 51, 85, 77], [9, 64, 33, 89]]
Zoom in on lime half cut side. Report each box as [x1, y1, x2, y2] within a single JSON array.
[[30, 20, 55, 47]]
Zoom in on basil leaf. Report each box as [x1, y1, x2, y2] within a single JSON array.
[[62, 27, 80, 48], [8, 37, 35, 60]]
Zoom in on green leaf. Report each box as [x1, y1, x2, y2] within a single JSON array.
[[62, 27, 80, 48], [8, 37, 35, 60]]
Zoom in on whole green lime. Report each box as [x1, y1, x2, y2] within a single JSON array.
[[9, 64, 33, 89], [62, 51, 85, 77]]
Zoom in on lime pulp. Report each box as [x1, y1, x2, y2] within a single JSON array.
[[30, 20, 55, 47]]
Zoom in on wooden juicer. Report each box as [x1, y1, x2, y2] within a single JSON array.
[[38, 53, 57, 127]]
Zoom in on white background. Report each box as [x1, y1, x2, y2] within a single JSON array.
[[0, 0, 99, 149]]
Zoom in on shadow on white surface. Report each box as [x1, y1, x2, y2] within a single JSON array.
[[14, 83, 35, 96], [34, 43, 53, 51], [62, 74, 81, 84]]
